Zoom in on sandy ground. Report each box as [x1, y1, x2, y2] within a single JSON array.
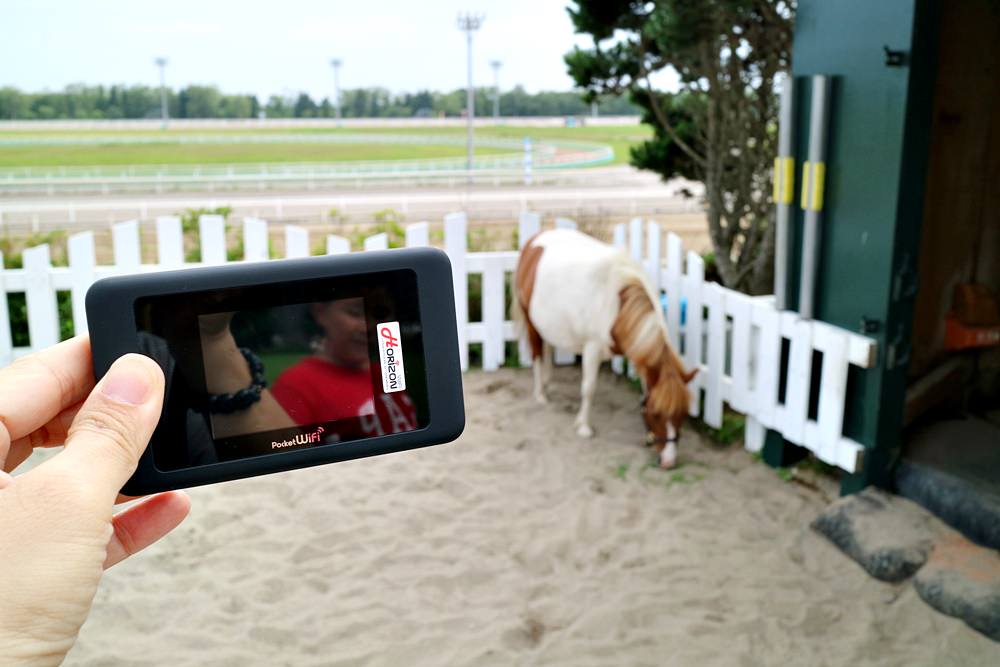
[[60, 367, 995, 666]]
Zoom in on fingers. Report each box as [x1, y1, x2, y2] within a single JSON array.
[[0, 337, 93, 469], [104, 491, 191, 569], [2, 402, 83, 474], [49, 353, 165, 504]]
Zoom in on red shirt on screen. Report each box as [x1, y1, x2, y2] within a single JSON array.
[[271, 357, 416, 438]]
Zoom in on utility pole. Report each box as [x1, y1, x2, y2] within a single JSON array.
[[490, 60, 502, 121], [457, 13, 484, 173], [330, 59, 343, 125], [154, 57, 168, 129]]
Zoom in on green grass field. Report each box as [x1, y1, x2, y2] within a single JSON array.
[[0, 125, 649, 168]]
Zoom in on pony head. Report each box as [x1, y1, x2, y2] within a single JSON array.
[[641, 362, 698, 469]]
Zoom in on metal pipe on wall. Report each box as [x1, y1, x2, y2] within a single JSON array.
[[798, 75, 831, 320], [774, 74, 795, 310]]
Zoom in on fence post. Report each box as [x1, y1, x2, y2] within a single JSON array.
[[243, 217, 269, 261], [326, 235, 350, 255], [23, 245, 59, 351], [112, 220, 141, 271], [703, 282, 726, 428], [199, 214, 227, 264], [482, 256, 505, 371], [611, 223, 628, 376], [726, 292, 753, 414], [156, 216, 184, 267], [646, 221, 662, 293], [779, 312, 814, 444], [405, 222, 429, 247], [364, 233, 389, 251], [0, 252, 12, 366], [683, 251, 705, 417], [518, 211, 540, 248], [813, 324, 849, 466], [68, 232, 96, 335], [750, 300, 781, 433], [663, 232, 682, 353], [285, 225, 309, 258], [444, 212, 468, 371], [629, 217, 643, 262], [554, 217, 577, 231]]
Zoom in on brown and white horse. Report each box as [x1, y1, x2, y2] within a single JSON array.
[[513, 229, 697, 468]]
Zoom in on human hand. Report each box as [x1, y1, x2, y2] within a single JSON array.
[[0, 337, 191, 666]]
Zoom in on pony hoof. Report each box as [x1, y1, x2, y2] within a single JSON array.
[[576, 424, 594, 438], [534, 393, 548, 405]]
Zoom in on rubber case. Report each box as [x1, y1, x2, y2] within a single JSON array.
[[87, 247, 465, 495]]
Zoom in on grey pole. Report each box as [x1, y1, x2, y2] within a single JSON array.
[[457, 13, 484, 173], [798, 75, 831, 320], [330, 59, 342, 124], [774, 74, 795, 310], [154, 57, 168, 129], [490, 60, 501, 121]]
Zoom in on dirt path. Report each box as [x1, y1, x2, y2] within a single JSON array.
[[65, 367, 995, 666]]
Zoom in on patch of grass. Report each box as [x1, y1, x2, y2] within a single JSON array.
[[0, 125, 647, 168], [612, 463, 629, 480], [667, 470, 706, 485], [0, 230, 69, 268], [178, 206, 232, 262], [697, 412, 746, 446], [349, 209, 406, 249], [0, 141, 508, 168]]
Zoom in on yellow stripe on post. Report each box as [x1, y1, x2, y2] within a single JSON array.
[[773, 157, 782, 203], [781, 157, 795, 204], [800, 161, 811, 210], [811, 161, 826, 211]]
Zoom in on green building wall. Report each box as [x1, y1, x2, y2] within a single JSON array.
[[773, 0, 940, 492]]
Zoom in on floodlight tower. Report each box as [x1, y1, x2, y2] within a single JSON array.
[[154, 57, 168, 128], [457, 13, 484, 172], [490, 60, 502, 121], [330, 58, 343, 124]]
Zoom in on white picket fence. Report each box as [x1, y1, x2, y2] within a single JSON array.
[[0, 212, 876, 473]]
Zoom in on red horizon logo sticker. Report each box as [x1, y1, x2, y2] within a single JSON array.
[[380, 327, 400, 348], [376, 321, 406, 393]]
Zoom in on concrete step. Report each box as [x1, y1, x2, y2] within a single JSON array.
[[813, 487, 1000, 642]]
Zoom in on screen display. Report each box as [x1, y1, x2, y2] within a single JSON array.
[[134, 270, 428, 471]]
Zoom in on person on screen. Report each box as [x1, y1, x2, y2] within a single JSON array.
[[271, 297, 417, 437]]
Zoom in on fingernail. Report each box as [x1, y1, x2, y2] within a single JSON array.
[[100, 360, 152, 405]]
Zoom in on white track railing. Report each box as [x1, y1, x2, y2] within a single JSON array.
[[0, 213, 875, 473]]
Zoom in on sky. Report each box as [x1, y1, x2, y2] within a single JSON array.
[[1, 0, 608, 99]]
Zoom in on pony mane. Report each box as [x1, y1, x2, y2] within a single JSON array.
[[610, 263, 691, 422]]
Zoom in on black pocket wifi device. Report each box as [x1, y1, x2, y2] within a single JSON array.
[[86, 248, 465, 495]]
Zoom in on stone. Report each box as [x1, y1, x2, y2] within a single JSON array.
[[914, 533, 1000, 642], [811, 487, 946, 582]]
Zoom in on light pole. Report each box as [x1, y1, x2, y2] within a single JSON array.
[[330, 58, 342, 124], [490, 60, 501, 121], [457, 13, 483, 173], [154, 57, 168, 128]]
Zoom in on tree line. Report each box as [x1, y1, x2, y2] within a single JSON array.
[[0, 84, 639, 121]]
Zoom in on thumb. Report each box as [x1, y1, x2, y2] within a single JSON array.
[[51, 353, 165, 503]]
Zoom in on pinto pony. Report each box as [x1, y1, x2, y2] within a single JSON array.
[[512, 229, 697, 468]]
